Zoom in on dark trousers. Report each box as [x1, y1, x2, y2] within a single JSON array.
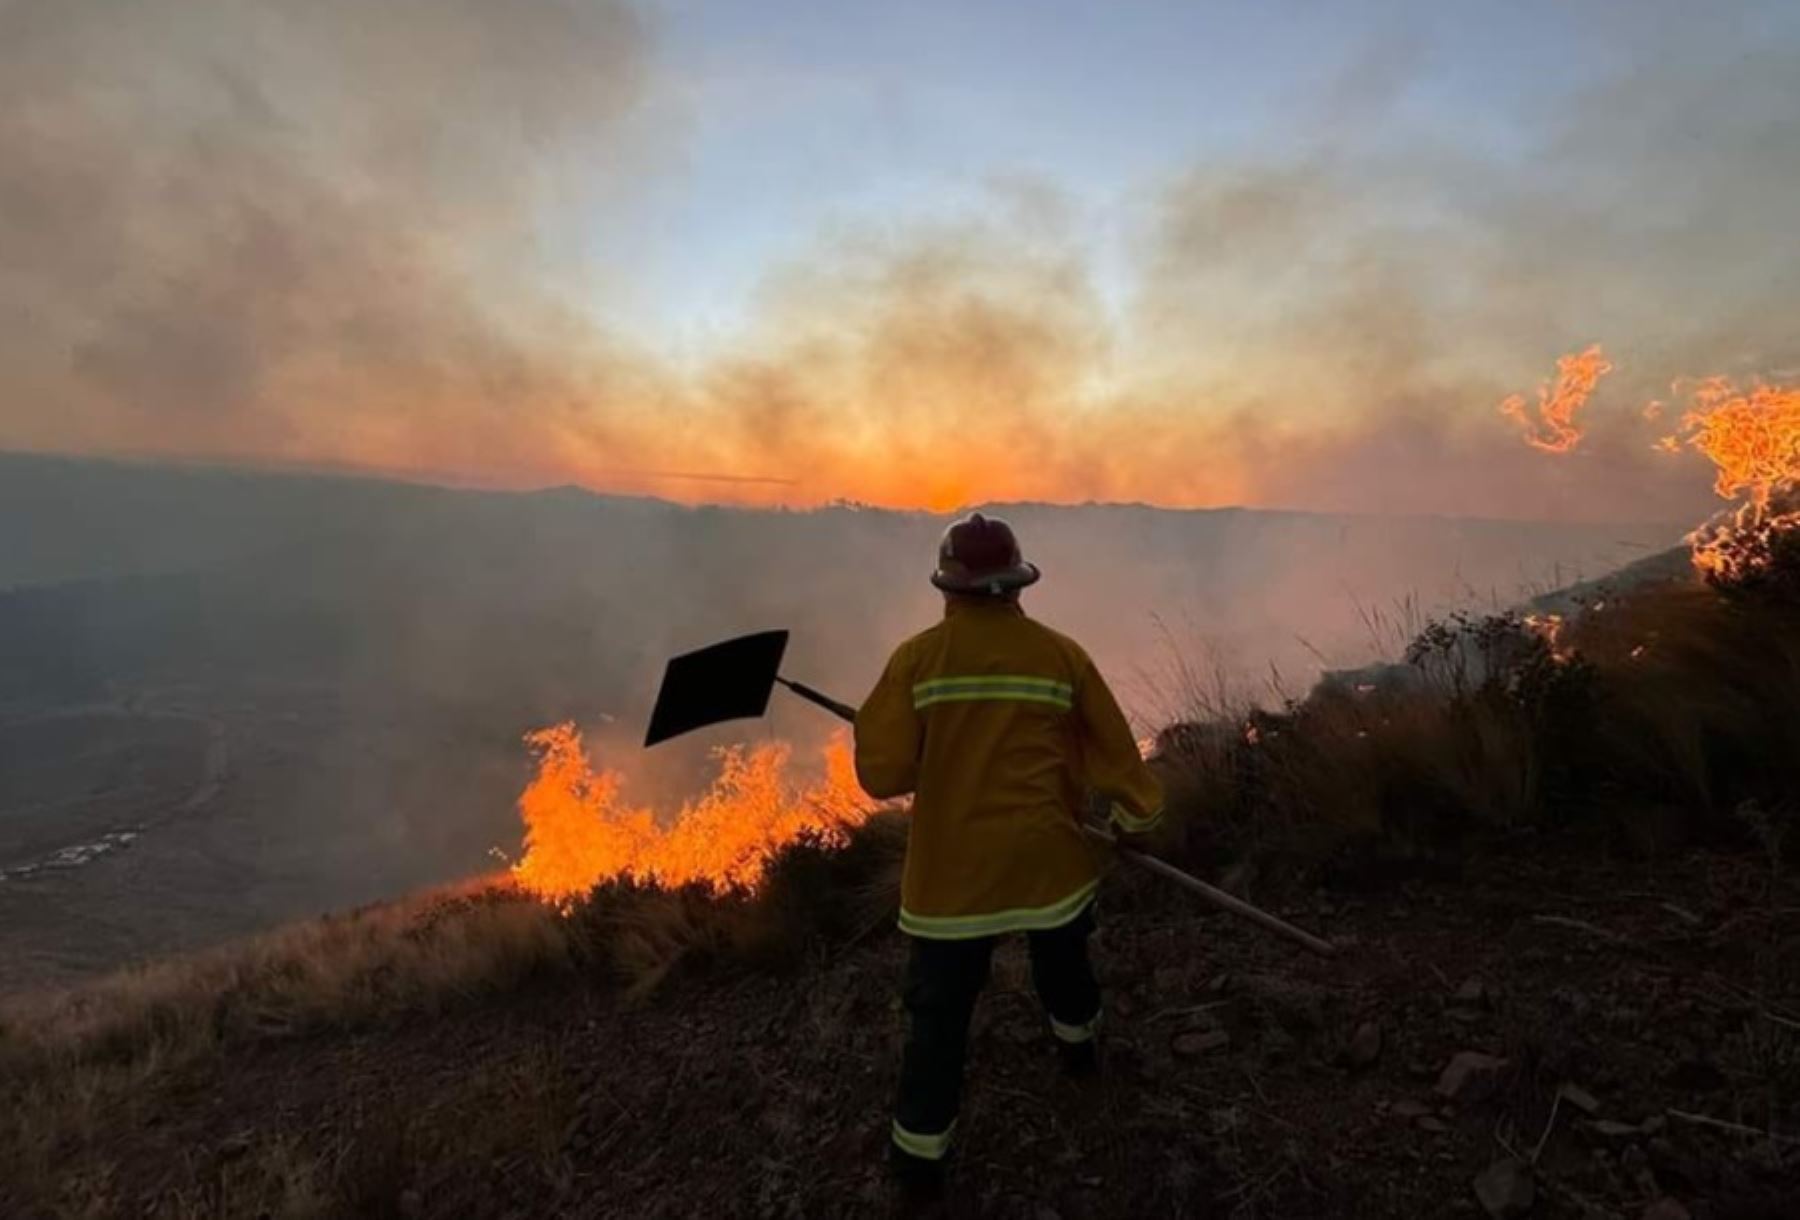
[[892, 907, 1100, 1156]]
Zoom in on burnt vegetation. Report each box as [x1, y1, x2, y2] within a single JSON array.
[[5, 551, 1800, 1216]]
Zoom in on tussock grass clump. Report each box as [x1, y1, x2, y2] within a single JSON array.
[[1149, 553, 1800, 881], [0, 813, 908, 1213], [0, 814, 909, 1083]]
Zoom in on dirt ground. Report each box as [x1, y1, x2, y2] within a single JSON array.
[[6, 839, 1798, 1219]]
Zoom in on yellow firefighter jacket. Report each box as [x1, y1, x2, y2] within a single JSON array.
[[853, 598, 1164, 940]]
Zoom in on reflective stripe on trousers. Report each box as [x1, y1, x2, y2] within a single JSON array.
[[891, 1118, 956, 1162], [893, 908, 1100, 1160], [1049, 1009, 1102, 1044]]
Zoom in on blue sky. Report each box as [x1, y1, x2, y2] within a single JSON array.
[[590, 0, 1745, 345]]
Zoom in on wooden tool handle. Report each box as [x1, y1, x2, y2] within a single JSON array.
[[776, 677, 858, 723], [1083, 823, 1336, 957]]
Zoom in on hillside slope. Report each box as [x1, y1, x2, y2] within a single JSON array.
[[3, 841, 1794, 1218], [7, 458, 1796, 1217]]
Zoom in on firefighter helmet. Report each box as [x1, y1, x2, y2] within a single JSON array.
[[930, 512, 1041, 595]]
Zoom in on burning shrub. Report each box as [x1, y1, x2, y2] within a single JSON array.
[[512, 725, 881, 905], [1690, 492, 1800, 603]]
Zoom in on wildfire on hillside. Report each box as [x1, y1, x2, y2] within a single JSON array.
[[1500, 345, 1799, 582], [503, 356, 1800, 910], [1499, 344, 1613, 454], [511, 724, 879, 905], [1661, 378, 1800, 582]]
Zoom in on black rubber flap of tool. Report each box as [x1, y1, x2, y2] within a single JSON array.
[[643, 629, 790, 746]]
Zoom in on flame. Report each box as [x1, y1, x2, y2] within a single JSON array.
[[1669, 378, 1800, 509], [1661, 377, 1800, 580], [1499, 344, 1614, 453], [511, 723, 879, 905], [1522, 611, 1573, 661]]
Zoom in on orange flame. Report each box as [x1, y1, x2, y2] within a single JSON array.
[[1668, 378, 1800, 509], [1499, 344, 1614, 454], [511, 723, 879, 905], [1662, 377, 1800, 580], [1522, 612, 1574, 662]]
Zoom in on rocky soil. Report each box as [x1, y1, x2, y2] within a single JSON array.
[[6, 839, 1798, 1218]]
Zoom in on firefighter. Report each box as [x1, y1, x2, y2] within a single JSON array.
[[853, 511, 1164, 1198]]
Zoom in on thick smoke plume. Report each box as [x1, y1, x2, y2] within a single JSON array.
[[3, 1, 1797, 520]]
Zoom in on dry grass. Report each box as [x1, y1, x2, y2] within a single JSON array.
[[0, 879, 574, 1077], [2, 814, 909, 1076], [0, 821, 904, 1218], [0, 812, 909, 1215], [1148, 556, 1800, 886]]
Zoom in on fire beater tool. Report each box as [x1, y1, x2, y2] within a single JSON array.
[[644, 630, 1336, 957]]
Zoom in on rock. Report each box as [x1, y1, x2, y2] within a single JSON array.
[[1347, 1021, 1383, 1066], [1558, 1083, 1601, 1115], [1472, 1158, 1535, 1218], [1641, 1197, 1690, 1220], [1589, 1119, 1642, 1139], [1455, 977, 1486, 1005], [1172, 1029, 1230, 1057], [1238, 973, 1329, 1030], [1436, 1051, 1510, 1102], [1550, 986, 1592, 1018]]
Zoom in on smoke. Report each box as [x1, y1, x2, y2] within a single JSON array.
[[0, 0, 652, 475], [1125, 6, 1800, 521], [3, 1, 1797, 520]]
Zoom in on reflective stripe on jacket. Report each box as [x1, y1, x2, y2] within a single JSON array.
[[853, 599, 1164, 940]]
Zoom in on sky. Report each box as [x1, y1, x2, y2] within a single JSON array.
[[621, 4, 1443, 339], [2, 0, 1798, 518], [597, 0, 1773, 342]]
